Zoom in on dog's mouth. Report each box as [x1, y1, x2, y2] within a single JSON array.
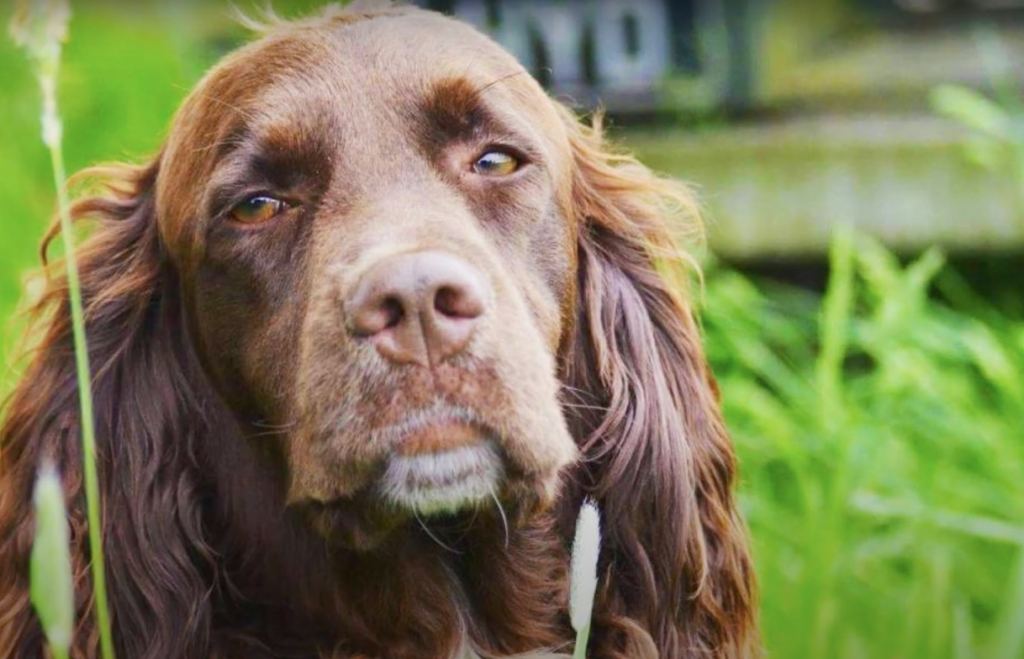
[[292, 402, 565, 549], [378, 413, 504, 516], [302, 408, 505, 514]]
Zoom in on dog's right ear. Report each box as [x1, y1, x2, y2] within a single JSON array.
[[0, 155, 220, 659], [557, 108, 759, 659]]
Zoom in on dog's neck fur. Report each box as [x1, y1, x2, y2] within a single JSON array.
[[199, 409, 571, 659]]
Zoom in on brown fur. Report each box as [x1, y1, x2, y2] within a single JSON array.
[[0, 3, 758, 658]]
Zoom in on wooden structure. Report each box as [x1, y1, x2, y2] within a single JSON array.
[[415, 0, 1024, 256]]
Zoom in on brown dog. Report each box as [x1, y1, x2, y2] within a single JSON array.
[[0, 3, 758, 658]]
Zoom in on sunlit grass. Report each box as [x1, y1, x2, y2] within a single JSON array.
[[702, 235, 1024, 659], [9, 1, 114, 657]]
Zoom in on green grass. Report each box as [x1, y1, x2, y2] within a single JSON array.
[[2, 5, 1023, 659], [12, 3, 117, 656], [701, 236, 1024, 658]]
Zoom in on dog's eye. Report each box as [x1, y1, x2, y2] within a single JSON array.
[[472, 150, 519, 177], [230, 195, 288, 224]]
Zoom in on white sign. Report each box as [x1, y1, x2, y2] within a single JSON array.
[[452, 0, 673, 91]]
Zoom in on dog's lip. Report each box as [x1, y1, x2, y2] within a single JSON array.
[[395, 419, 484, 457], [371, 403, 495, 453]]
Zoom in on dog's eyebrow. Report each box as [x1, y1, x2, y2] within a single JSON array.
[[206, 121, 333, 217], [417, 76, 498, 147]]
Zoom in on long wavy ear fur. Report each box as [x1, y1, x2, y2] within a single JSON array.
[[559, 110, 759, 659], [0, 158, 218, 659]]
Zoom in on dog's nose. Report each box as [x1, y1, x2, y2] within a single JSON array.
[[348, 251, 487, 366]]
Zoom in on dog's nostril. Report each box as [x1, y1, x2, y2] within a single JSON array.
[[381, 297, 404, 329], [434, 284, 484, 320], [350, 295, 405, 337]]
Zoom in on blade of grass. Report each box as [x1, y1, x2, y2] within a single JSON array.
[[816, 221, 855, 430], [46, 102, 117, 659], [992, 548, 1024, 659], [30, 462, 74, 659], [953, 597, 974, 659], [9, 2, 115, 658], [850, 493, 1024, 546]]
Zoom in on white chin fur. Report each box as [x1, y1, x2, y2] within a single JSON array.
[[380, 443, 503, 515]]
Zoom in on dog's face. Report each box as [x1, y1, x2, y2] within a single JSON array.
[[154, 8, 579, 544]]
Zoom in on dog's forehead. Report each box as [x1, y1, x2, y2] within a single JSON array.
[[157, 9, 570, 254], [238, 11, 550, 123], [168, 10, 558, 154], [316, 10, 523, 80]]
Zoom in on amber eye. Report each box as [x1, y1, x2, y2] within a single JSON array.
[[229, 195, 288, 224], [472, 150, 519, 177]]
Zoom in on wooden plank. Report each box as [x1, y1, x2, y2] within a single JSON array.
[[623, 116, 1023, 257]]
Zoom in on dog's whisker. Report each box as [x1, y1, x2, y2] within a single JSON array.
[[247, 419, 298, 439], [476, 69, 531, 96], [489, 487, 510, 551], [559, 401, 608, 412], [414, 510, 462, 555], [558, 385, 602, 407], [245, 428, 290, 439], [253, 419, 297, 430]]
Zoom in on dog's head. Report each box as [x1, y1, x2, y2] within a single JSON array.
[[156, 5, 584, 543]]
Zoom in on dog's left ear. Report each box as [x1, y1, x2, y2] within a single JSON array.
[[558, 109, 759, 659]]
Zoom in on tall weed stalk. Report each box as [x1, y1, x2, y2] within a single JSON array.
[[9, 2, 115, 658]]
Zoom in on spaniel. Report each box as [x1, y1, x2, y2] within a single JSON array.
[[0, 3, 758, 658]]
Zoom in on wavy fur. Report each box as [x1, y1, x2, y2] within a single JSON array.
[[558, 111, 758, 658]]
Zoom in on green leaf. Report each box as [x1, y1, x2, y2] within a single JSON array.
[[930, 84, 1013, 139]]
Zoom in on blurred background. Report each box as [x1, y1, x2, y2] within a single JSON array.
[[1, 1, 1023, 658]]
